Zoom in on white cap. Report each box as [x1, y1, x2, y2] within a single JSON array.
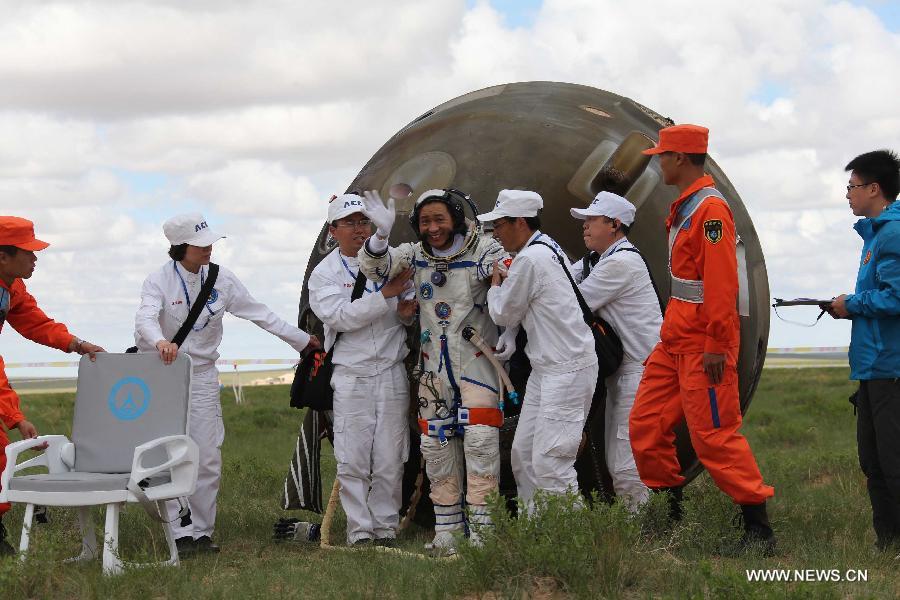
[[570, 191, 636, 226], [476, 189, 543, 222], [163, 213, 225, 246], [328, 193, 366, 223]]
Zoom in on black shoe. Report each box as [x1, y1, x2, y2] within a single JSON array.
[[0, 520, 14, 557], [723, 502, 776, 556], [195, 536, 220, 554], [175, 536, 196, 556], [373, 537, 396, 548], [351, 538, 372, 548]]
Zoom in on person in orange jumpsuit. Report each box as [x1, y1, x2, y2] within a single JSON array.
[[628, 125, 776, 554], [0, 216, 104, 555]]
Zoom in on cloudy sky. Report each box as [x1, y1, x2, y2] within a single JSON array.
[[1, 0, 898, 377]]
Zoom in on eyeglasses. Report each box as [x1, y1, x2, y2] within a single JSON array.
[[491, 218, 516, 230], [334, 219, 372, 229], [847, 182, 871, 192]]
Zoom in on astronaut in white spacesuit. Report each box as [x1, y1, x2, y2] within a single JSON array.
[[359, 188, 513, 552]]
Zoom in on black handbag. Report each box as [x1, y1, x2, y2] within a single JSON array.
[[529, 241, 624, 379], [290, 271, 367, 410], [126, 263, 220, 353]]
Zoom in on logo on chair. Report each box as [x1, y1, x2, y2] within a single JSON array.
[[108, 377, 151, 421]]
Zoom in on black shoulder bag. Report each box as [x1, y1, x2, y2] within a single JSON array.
[[126, 263, 220, 353], [530, 241, 624, 379], [290, 271, 367, 411]]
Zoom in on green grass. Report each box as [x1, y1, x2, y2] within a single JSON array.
[[0, 369, 897, 598]]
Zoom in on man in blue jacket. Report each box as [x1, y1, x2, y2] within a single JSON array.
[[828, 149, 900, 552]]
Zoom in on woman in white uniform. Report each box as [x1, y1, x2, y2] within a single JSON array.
[[134, 213, 318, 555]]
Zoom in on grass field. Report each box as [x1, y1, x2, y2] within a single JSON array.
[[0, 368, 897, 599]]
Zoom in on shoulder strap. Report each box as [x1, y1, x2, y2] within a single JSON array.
[[528, 240, 593, 325], [614, 247, 666, 314], [330, 271, 369, 351], [172, 263, 219, 347]]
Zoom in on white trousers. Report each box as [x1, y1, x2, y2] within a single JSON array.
[[167, 367, 224, 539], [332, 364, 410, 543], [511, 363, 599, 510], [605, 370, 649, 510]]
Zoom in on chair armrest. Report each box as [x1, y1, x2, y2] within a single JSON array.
[[0, 435, 72, 502], [128, 435, 199, 500]]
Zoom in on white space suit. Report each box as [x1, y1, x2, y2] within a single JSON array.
[[135, 261, 310, 541], [487, 231, 599, 509], [575, 238, 661, 510], [360, 225, 507, 549], [309, 247, 410, 544]]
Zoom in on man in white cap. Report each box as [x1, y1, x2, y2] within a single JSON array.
[[359, 188, 511, 553], [479, 190, 598, 509], [134, 213, 319, 555], [308, 193, 416, 547], [570, 191, 661, 510]]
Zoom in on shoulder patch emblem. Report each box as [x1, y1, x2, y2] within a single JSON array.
[[703, 219, 723, 244]]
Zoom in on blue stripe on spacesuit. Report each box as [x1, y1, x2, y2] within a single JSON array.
[[414, 260, 478, 269], [460, 377, 498, 394], [439, 334, 462, 405]]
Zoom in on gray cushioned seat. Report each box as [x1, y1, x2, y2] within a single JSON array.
[[8, 472, 170, 493]]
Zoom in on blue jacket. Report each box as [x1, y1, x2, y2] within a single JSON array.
[[846, 201, 900, 380]]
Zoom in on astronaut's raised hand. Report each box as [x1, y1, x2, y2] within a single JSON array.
[[494, 325, 519, 361], [362, 190, 396, 238]]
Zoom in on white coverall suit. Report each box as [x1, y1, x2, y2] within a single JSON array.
[[309, 248, 410, 544], [135, 261, 310, 540], [360, 227, 507, 546], [574, 238, 661, 510], [487, 232, 599, 509]]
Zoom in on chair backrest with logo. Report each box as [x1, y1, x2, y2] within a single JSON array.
[[71, 353, 192, 473]]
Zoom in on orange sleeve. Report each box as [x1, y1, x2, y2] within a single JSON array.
[[693, 200, 738, 354], [6, 280, 75, 352], [0, 356, 24, 430]]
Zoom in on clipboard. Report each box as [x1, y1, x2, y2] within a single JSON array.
[[772, 297, 833, 307]]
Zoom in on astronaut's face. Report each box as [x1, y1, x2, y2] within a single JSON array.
[[418, 202, 455, 251]]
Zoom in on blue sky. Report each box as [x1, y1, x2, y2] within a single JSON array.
[[855, 0, 900, 30]]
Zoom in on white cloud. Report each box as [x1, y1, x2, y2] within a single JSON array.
[[2, 0, 899, 373]]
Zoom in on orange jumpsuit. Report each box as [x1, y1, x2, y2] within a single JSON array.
[[629, 175, 773, 505], [0, 278, 74, 515]]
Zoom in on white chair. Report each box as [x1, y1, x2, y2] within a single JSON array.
[[0, 353, 199, 575]]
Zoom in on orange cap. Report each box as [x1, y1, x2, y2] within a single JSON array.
[[642, 124, 709, 155], [0, 216, 50, 251]]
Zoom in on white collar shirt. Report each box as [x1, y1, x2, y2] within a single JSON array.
[[309, 248, 409, 376], [575, 238, 662, 374], [487, 230, 596, 375], [134, 261, 310, 370]]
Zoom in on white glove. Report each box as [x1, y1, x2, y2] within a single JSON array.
[[362, 190, 396, 238], [494, 325, 519, 361]]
